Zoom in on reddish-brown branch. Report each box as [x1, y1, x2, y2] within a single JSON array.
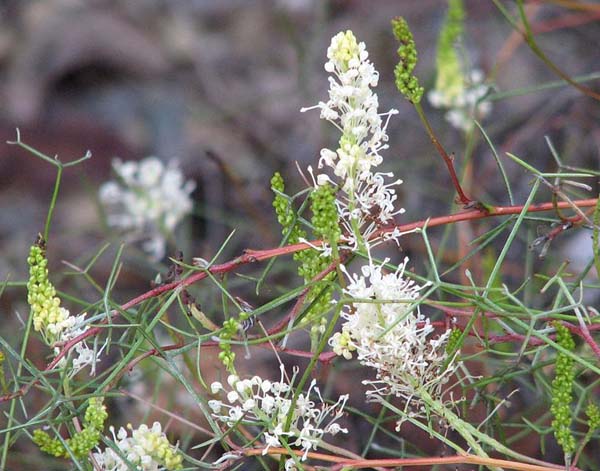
[[474, 323, 600, 355], [433, 304, 600, 354], [377, 197, 598, 236], [102, 340, 184, 393], [416, 104, 474, 206], [3, 196, 598, 404], [562, 321, 600, 358], [516, 5, 600, 102], [231, 447, 568, 471]]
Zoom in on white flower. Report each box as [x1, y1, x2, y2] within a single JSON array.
[[335, 171, 405, 249], [210, 382, 223, 394], [301, 30, 402, 249], [99, 156, 195, 261], [262, 432, 281, 454], [302, 31, 397, 188], [428, 69, 492, 131], [49, 312, 103, 377], [93, 421, 182, 470], [330, 256, 459, 424], [210, 364, 348, 463]]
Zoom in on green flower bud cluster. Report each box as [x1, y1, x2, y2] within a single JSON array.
[[218, 318, 239, 373], [445, 328, 463, 354], [272, 173, 339, 309], [550, 322, 576, 456], [580, 402, 600, 451], [156, 440, 184, 469], [392, 17, 424, 104], [26, 236, 69, 344], [310, 183, 341, 243], [586, 402, 600, 430], [271, 175, 342, 345], [271, 172, 307, 246], [33, 397, 108, 459], [32, 429, 65, 458], [301, 184, 339, 317], [434, 0, 465, 103]]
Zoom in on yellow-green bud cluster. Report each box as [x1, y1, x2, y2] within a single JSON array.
[[550, 322, 576, 456], [26, 237, 68, 344], [330, 30, 360, 73], [93, 422, 183, 470], [392, 17, 424, 104], [133, 424, 183, 469], [434, 0, 465, 103], [33, 397, 108, 459], [218, 318, 239, 373], [158, 442, 183, 469], [32, 429, 66, 458]]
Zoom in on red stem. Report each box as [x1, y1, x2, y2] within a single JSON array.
[[416, 104, 473, 206], [3, 197, 598, 403]]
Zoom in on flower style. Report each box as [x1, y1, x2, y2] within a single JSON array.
[[92, 422, 183, 470], [301, 30, 403, 250], [209, 364, 348, 462], [330, 257, 458, 425], [27, 237, 101, 375], [99, 156, 196, 261]]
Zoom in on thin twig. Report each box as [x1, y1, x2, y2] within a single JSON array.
[[3, 197, 598, 404], [414, 103, 474, 207]]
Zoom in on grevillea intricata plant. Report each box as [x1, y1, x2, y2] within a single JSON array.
[[2, 3, 600, 471]]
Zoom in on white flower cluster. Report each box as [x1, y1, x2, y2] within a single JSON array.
[[93, 422, 183, 470], [209, 365, 348, 463], [428, 69, 492, 131], [301, 30, 403, 249], [99, 156, 195, 261], [330, 257, 458, 426], [52, 312, 102, 377]]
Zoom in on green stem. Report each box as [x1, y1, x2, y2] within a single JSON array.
[[418, 386, 558, 470], [493, 0, 600, 101], [1, 302, 35, 468], [44, 165, 63, 241], [350, 216, 366, 253], [418, 387, 489, 459], [281, 303, 343, 466], [593, 196, 600, 278]]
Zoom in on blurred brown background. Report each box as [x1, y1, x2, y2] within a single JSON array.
[[1, 0, 598, 277]]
